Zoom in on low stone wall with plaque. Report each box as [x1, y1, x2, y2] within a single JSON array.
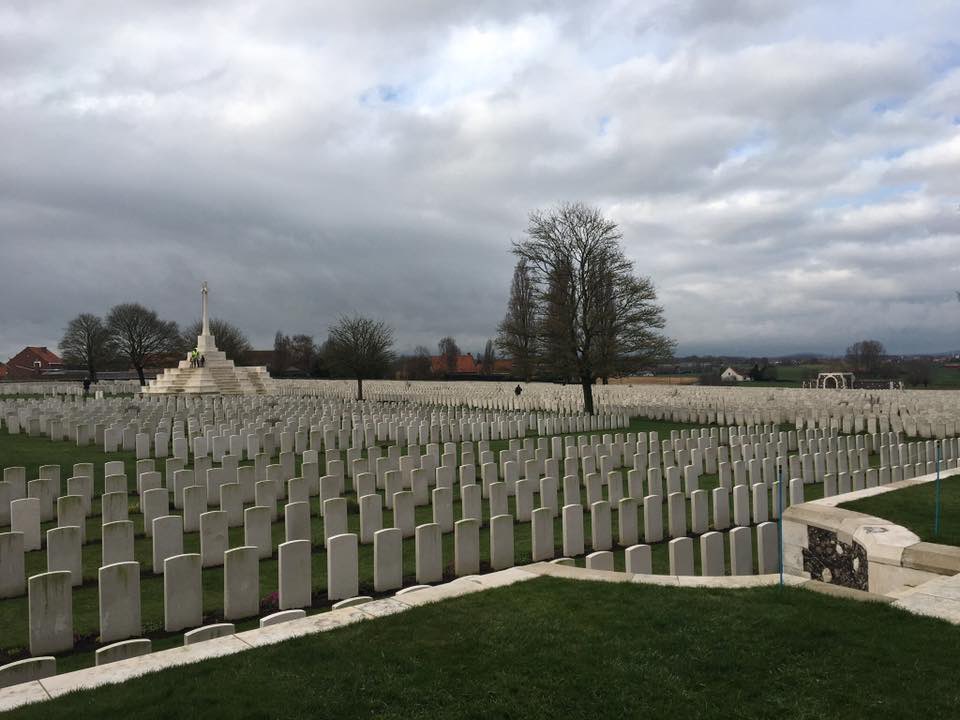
[[783, 469, 960, 597]]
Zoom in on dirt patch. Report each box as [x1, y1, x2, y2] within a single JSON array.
[[608, 376, 700, 385]]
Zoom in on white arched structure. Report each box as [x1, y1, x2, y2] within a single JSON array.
[[816, 372, 855, 389]]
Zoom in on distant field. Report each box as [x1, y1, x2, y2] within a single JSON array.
[[929, 365, 960, 389], [777, 365, 826, 382], [664, 363, 960, 390], [610, 375, 700, 385]]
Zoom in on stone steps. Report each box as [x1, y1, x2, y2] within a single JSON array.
[[144, 343, 273, 395]]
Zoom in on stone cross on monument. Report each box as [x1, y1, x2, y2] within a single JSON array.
[[196, 281, 217, 353], [144, 278, 273, 393], [201, 281, 210, 337]]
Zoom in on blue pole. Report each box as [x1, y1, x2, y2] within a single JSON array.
[[934, 443, 942, 538], [778, 462, 784, 587]]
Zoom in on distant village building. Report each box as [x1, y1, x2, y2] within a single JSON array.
[[3, 346, 64, 381], [720, 367, 748, 382], [430, 353, 513, 378]]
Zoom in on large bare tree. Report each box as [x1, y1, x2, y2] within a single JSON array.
[[480, 339, 496, 375], [497, 258, 538, 381], [513, 202, 674, 414], [438, 336, 460, 374], [845, 339, 886, 376], [106, 303, 181, 385], [60, 313, 114, 382], [324, 315, 395, 400], [273, 332, 291, 374], [290, 334, 317, 374], [403, 345, 433, 380], [181, 317, 252, 363]]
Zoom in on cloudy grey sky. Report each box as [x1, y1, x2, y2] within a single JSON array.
[[2, 0, 959, 361]]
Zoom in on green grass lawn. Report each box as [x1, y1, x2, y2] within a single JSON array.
[[717, 362, 960, 390], [929, 365, 960, 389], [6, 576, 960, 719], [0, 416, 823, 671], [840, 474, 960, 547]]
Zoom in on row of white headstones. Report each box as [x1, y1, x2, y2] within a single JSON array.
[[1, 415, 958, 676], [4, 376, 960, 443], [272, 378, 960, 429]]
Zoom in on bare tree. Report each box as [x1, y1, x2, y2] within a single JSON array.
[[60, 313, 114, 382], [497, 258, 538, 381], [272, 332, 292, 375], [290, 334, 316, 374], [404, 345, 433, 380], [480, 339, 496, 375], [181, 318, 252, 363], [106, 303, 181, 385], [438, 336, 460, 374], [513, 202, 674, 414], [324, 315, 395, 400], [845, 340, 886, 376], [901, 358, 933, 388]]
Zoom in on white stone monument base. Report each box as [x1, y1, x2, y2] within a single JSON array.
[[144, 334, 273, 396]]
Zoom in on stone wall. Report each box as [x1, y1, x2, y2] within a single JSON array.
[[783, 469, 960, 596]]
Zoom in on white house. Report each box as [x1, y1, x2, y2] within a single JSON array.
[[721, 367, 747, 382]]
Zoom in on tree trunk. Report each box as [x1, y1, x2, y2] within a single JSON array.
[[136, 364, 146, 386], [356, 376, 363, 401], [581, 376, 595, 415]]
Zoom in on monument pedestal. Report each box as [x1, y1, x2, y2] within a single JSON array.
[[146, 335, 272, 395], [143, 284, 273, 395]]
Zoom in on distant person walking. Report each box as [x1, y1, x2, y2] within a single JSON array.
[[200, 355, 205, 368], [82, 377, 91, 397], [514, 384, 522, 397]]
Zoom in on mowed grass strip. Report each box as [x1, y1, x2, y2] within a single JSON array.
[[7, 576, 960, 720], [841, 474, 960, 547]]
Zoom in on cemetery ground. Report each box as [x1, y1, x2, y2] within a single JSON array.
[[5, 576, 960, 719], [841, 474, 960, 547], [0, 415, 830, 672]]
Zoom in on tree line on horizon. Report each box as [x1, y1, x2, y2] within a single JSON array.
[[842, 339, 936, 387], [59, 308, 394, 400], [58, 202, 675, 412], [59, 304, 498, 393], [59, 306, 266, 387], [694, 339, 940, 388]]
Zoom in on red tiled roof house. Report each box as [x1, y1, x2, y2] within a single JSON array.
[[4, 346, 64, 381], [430, 353, 480, 376]]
